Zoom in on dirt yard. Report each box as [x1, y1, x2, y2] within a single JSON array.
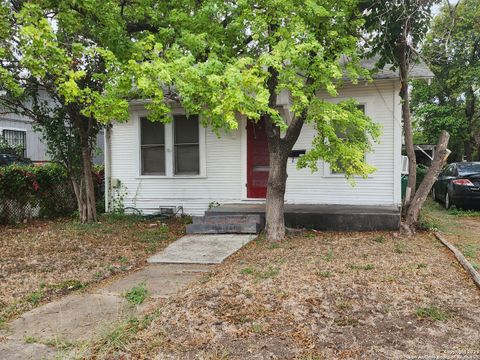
[[0, 214, 186, 325], [83, 206, 480, 359]]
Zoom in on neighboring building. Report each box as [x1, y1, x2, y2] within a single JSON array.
[[0, 112, 104, 164], [0, 113, 49, 162]]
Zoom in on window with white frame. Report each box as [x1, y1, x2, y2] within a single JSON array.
[[174, 115, 199, 175], [329, 104, 366, 175], [141, 118, 165, 175], [2, 129, 27, 157], [140, 115, 200, 176]]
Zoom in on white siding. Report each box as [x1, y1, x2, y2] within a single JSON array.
[[109, 80, 402, 215], [0, 117, 49, 162], [1, 113, 105, 164]]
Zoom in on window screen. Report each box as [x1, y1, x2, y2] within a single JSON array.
[[2, 129, 26, 157], [331, 105, 365, 174], [174, 115, 199, 175], [141, 118, 165, 175]]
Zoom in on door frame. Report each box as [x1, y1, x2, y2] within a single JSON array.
[[240, 117, 267, 200]]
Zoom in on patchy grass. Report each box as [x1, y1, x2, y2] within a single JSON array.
[[84, 224, 480, 359], [0, 214, 185, 322], [415, 306, 451, 321], [423, 199, 480, 266]]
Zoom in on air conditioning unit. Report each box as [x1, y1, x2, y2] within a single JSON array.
[[401, 156, 409, 175]]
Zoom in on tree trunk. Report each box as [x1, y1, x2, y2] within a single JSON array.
[[465, 140, 473, 161], [402, 131, 450, 234], [465, 86, 476, 162], [396, 47, 417, 213], [75, 113, 97, 223], [265, 144, 289, 242], [262, 67, 306, 242]]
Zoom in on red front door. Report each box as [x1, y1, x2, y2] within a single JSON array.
[[247, 119, 269, 198]]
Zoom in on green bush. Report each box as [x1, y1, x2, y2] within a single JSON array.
[[0, 163, 104, 223], [416, 164, 428, 189]]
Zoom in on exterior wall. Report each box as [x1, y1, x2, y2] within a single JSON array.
[[109, 80, 402, 215], [0, 116, 49, 162], [0, 114, 105, 164]]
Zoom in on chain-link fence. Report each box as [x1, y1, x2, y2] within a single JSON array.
[[0, 164, 104, 225], [0, 182, 78, 224]]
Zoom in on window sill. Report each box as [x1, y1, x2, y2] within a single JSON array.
[[323, 173, 373, 179], [136, 175, 208, 179]]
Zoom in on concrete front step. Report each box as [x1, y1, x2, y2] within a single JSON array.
[[193, 214, 263, 225], [186, 222, 261, 234]]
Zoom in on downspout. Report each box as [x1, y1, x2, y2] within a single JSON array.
[[104, 125, 111, 213]]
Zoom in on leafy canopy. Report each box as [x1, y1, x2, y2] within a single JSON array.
[[411, 0, 480, 160], [111, 0, 381, 179], [0, 0, 381, 179]]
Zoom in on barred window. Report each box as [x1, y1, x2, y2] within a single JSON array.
[[2, 129, 26, 157]]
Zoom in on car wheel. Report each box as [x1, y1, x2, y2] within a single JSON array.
[[445, 192, 451, 209]]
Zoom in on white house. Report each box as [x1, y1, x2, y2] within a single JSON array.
[[104, 62, 432, 230]]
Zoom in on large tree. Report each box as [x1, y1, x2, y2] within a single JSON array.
[[109, 0, 381, 241], [362, 0, 452, 233], [412, 0, 480, 161], [0, 0, 131, 222]]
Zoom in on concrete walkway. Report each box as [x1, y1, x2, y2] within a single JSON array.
[[0, 234, 253, 359]]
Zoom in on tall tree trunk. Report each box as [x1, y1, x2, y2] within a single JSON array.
[[263, 67, 306, 242], [75, 113, 97, 223], [265, 143, 289, 242], [81, 143, 97, 223], [465, 86, 476, 162], [402, 131, 450, 234], [465, 140, 473, 162], [396, 44, 417, 213]]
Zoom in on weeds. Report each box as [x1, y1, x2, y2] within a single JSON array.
[[53, 279, 85, 291], [348, 264, 375, 271], [415, 306, 451, 321], [394, 242, 405, 254], [26, 290, 44, 305], [316, 270, 332, 278], [240, 265, 279, 280], [373, 235, 386, 244], [462, 244, 478, 259], [334, 316, 359, 326], [124, 283, 148, 305], [324, 249, 334, 262]]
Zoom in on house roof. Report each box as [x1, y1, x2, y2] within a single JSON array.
[[358, 57, 434, 80]]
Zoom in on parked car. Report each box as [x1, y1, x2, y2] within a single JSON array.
[[0, 153, 32, 166], [432, 162, 480, 209]]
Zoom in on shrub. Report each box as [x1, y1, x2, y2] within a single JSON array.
[[0, 163, 104, 223], [416, 164, 428, 189]]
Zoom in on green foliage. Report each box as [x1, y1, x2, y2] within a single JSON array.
[[416, 164, 428, 190], [107, 0, 380, 180], [411, 0, 480, 161], [25, 290, 44, 306], [0, 136, 24, 156], [0, 163, 104, 223], [124, 283, 148, 305]]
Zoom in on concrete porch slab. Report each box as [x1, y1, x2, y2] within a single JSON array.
[[207, 204, 401, 231], [99, 264, 212, 298], [147, 234, 254, 264]]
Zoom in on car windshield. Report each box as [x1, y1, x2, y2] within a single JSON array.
[[457, 163, 480, 175]]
